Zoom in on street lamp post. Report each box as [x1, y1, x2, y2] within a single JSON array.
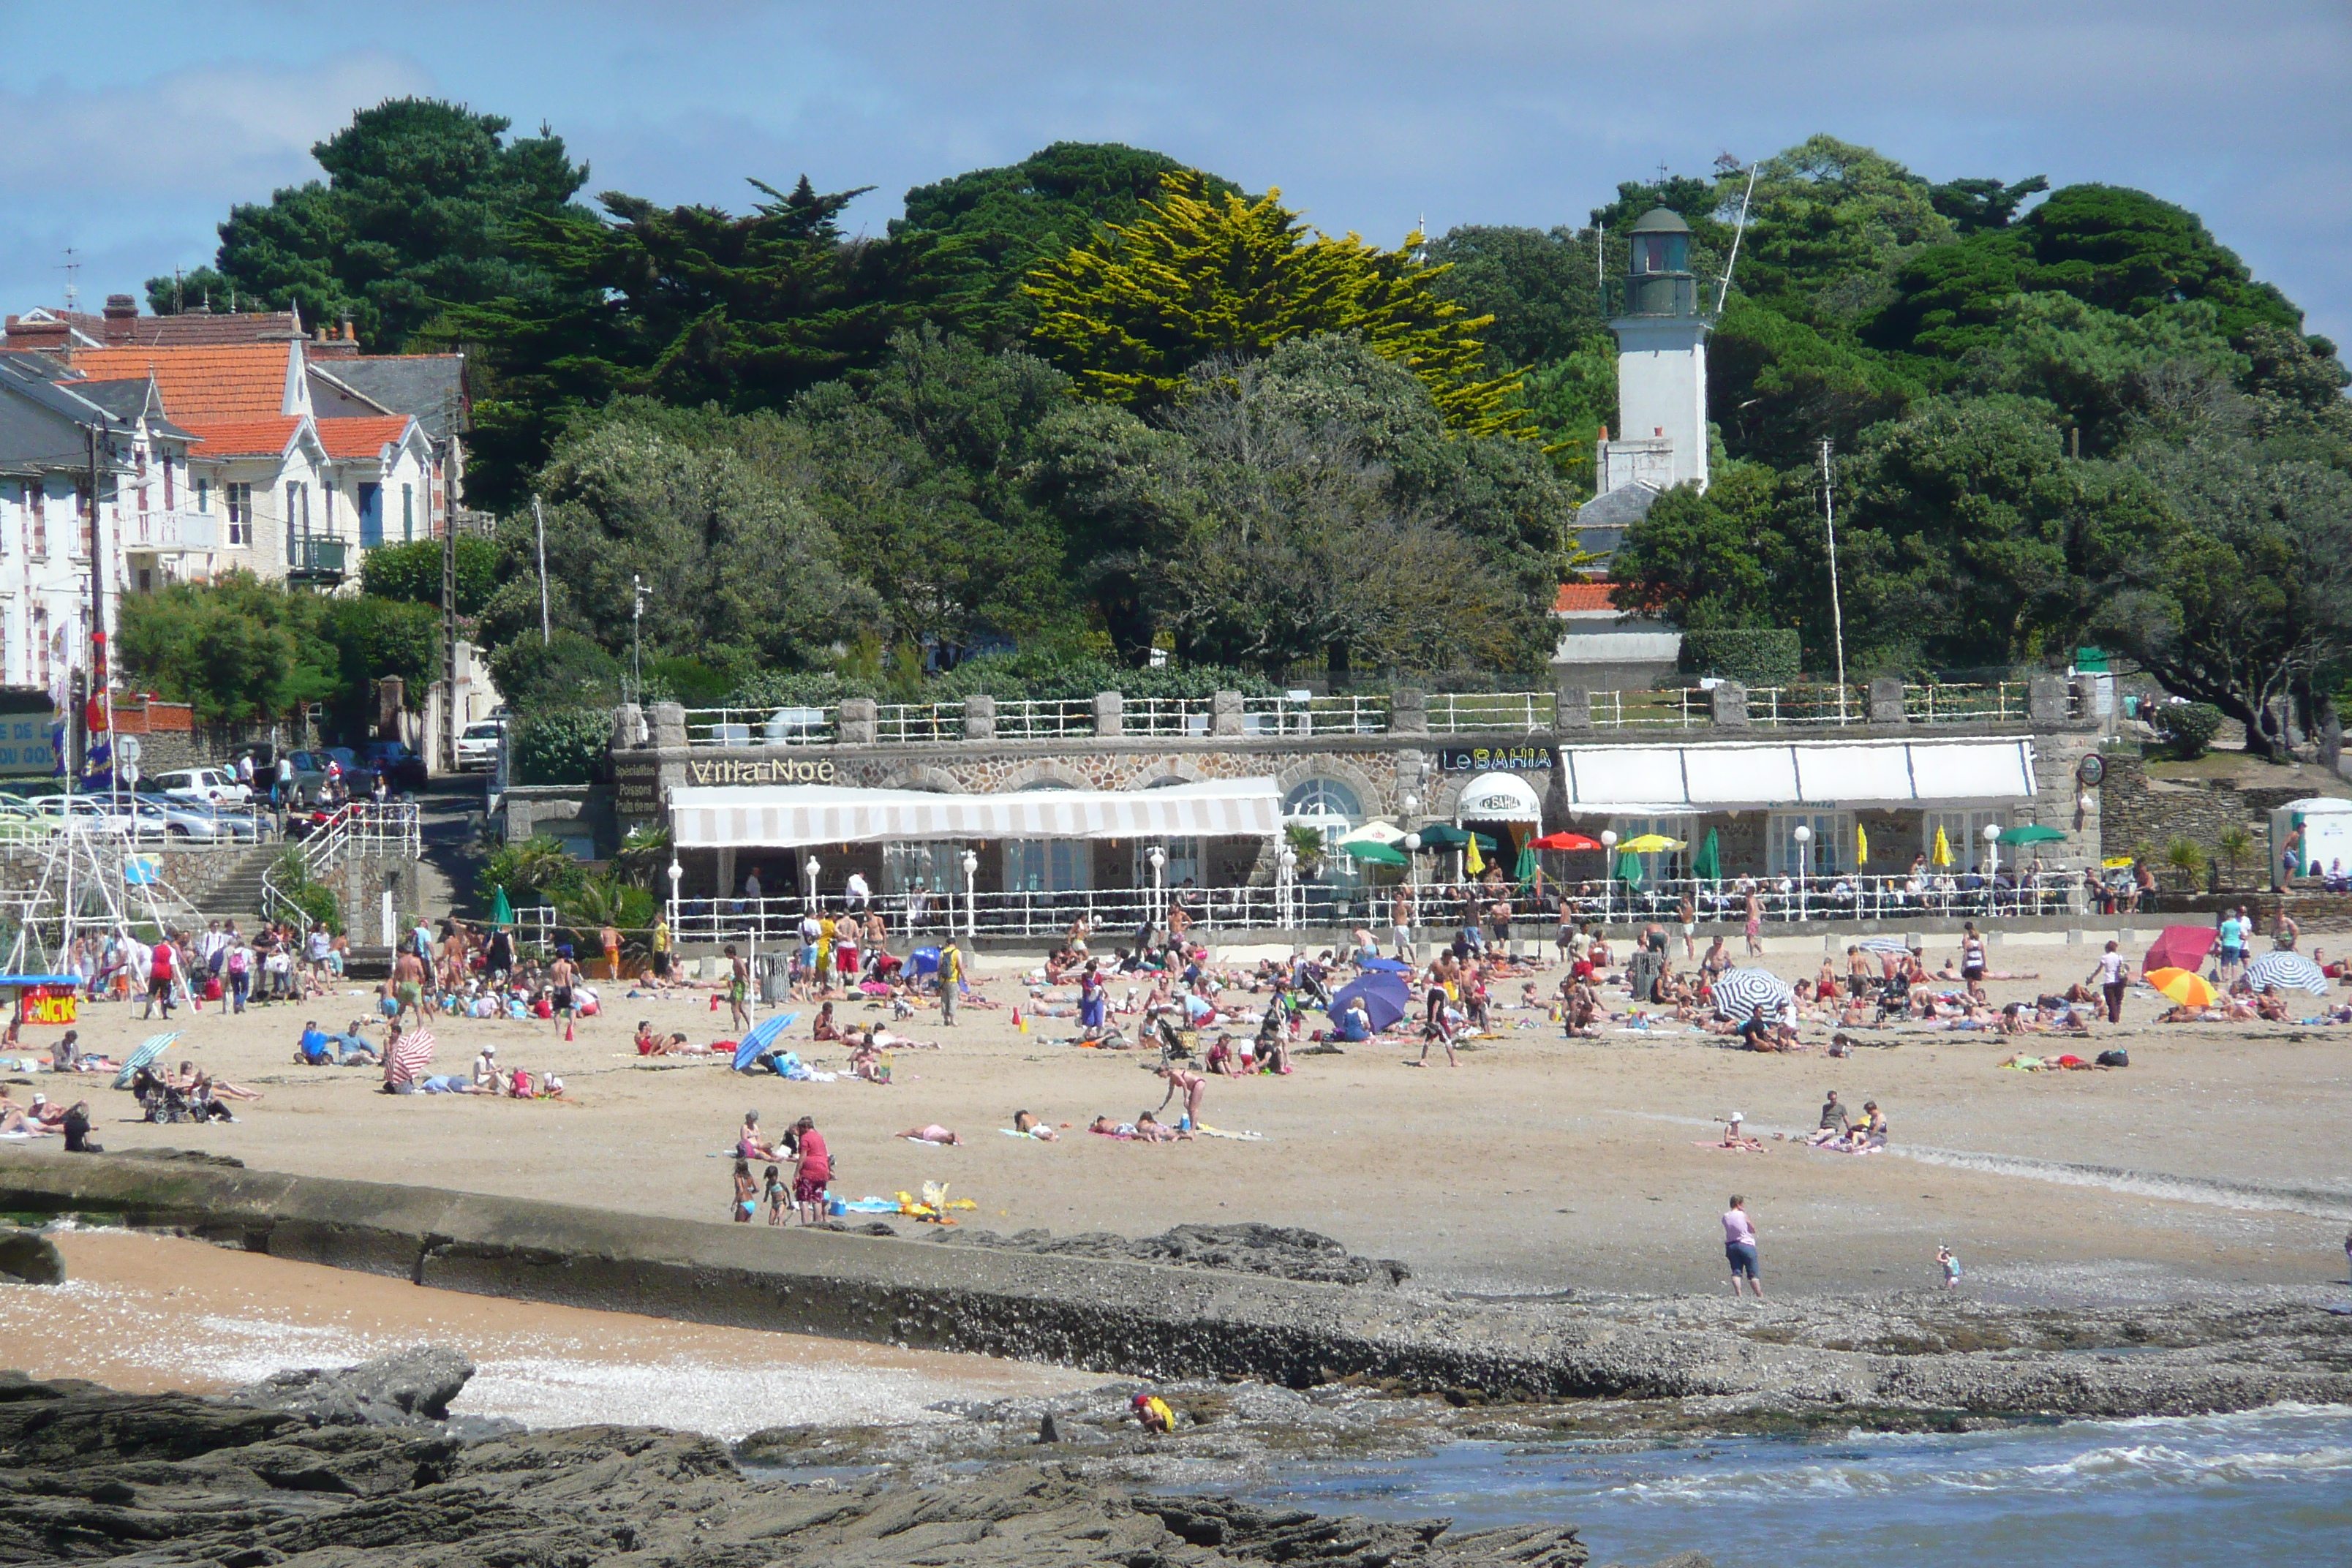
[[961, 849, 980, 938], [667, 854, 684, 954], [1277, 842, 1298, 930], [1793, 823, 1813, 922], [1402, 832, 1422, 961], [1600, 829, 1618, 926], [802, 856, 820, 926], [1149, 845, 1167, 927], [1984, 821, 2005, 914]]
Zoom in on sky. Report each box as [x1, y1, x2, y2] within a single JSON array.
[[3, 1, 2348, 346]]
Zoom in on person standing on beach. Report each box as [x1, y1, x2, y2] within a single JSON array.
[[1723, 1196, 1763, 1297], [1744, 890, 1763, 957], [724, 944, 750, 1033], [938, 938, 962, 1025], [2089, 940, 2130, 1023]]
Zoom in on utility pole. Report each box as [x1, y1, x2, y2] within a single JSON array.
[[1820, 437, 1847, 724], [630, 573, 645, 703], [440, 489, 458, 773], [532, 494, 550, 644]]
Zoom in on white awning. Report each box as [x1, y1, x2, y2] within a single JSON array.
[[1456, 771, 1544, 823], [1559, 737, 2035, 814], [669, 778, 1283, 848]]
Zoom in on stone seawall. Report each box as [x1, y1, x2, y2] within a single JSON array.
[[7, 1150, 2351, 1421]]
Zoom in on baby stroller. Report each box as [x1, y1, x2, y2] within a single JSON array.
[[1872, 972, 1913, 1025], [131, 1066, 222, 1125]]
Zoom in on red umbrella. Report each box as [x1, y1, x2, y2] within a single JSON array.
[[2141, 925, 2217, 973], [1531, 832, 1602, 851]]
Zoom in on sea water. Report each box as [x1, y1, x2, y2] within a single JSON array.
[[1235, 1405, 2352, 1567]]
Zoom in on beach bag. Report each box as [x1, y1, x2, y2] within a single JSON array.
[[2096, 1049, 2129, 1068], [203, 978, 223, 1001]]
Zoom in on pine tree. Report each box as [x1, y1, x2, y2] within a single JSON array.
[[1025, 174, 1532, 439]]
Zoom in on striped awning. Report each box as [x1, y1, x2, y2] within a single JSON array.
[[669, 778, 1283, 848], [1559, 736, 2037, 813]]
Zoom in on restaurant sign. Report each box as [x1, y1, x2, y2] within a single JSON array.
[[683, 756, 840, 786], [1436, 744, 1554, 772]]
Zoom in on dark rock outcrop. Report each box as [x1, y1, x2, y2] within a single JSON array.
[[229, 1346, 474, 1428], [941, 1222, 1412, 1288], [0, 1232, 62, 1284], [0, 1369, 1588, 1567]]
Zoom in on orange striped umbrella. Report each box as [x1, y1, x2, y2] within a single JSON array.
[[2144, 968, 2215, 1009]]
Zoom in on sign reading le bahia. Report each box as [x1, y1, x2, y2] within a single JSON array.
[[1438, 744, 1554, 772]]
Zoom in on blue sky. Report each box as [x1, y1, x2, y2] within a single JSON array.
[[4, 1, 2348, 347]]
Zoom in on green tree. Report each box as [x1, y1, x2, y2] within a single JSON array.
[[1025, 173, 1530, 437], [357, 535, 500, 616], [1723, 135, 1957, 325], [453, 175, 951, 508], [1425, 225, 1606, 369], [116, 572, 336, 725], [148, 98, 589, 349], [889, 142, 1243, 344]]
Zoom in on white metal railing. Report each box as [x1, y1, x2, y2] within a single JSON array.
[[1126, 698, 1216, 736], [875, 702, 965, 744], [1904, 682, 2027, 724], [1240, 694, 1390, 736], [1747, 685, 1868, 726], [260, 804, 422, 927], [1589, 689, 1708, 728], [683, 706, 837, 747], [1425, 692, 1554, 734], [995, 698, 1096, 739]]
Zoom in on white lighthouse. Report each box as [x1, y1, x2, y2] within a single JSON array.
[[1578, 207, 1711, 543]]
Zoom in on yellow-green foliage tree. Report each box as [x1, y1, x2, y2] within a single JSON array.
[[1026, 174, 1531, 439]]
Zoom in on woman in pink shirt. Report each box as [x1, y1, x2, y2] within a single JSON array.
[[1723, 1196, 1763, 1297]]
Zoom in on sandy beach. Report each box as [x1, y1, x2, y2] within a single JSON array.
[[12, 943, 2350, 1301]]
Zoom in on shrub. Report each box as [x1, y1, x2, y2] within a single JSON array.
[[511, 707, 611, 785], [2163, 835, 2207, 889], [269, 848, 341, 935], [2148, 701, 2223, 759], [1678, 628, 1801, 687], [477, 835, 588, 911]]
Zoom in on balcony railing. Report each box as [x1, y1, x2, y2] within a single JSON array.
[[126, 508, 219, 553], [287, 538, 349, 581]]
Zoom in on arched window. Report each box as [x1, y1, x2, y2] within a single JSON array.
[[1284, 778, 1361, 821]]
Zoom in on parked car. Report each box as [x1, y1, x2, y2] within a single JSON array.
[[456, 720, 505, 772], [21, 794, 143, 837], [151, 766, 252, 806], [284, 749, 375, 801], [124, 796, 252, 841], [359, 740, 429, 791]]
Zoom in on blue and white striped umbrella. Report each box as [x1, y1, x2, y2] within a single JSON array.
[[1858, 936, 1913, 954], [110, 1031, 182, 1090], [2243, 951, 2327, 995], [1712, 968, 1796, 1021]]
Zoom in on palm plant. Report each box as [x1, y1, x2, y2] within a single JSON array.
[[2215, 825, 2253, 888], [2163, 836, 2207, 892]]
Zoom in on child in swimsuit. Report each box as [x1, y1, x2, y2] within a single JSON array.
[[731, 1158, 755, 1223]]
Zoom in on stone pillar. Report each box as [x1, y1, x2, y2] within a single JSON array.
[[1709, 682, 1749, 730], [650, 702, 687, 750], [837, 697, 878, 745], [1869, 677, 1907, 725], [377, 676, 404, 740], [964, 693, 996, 742], [1093, 690, 1124, 738], [1387, 687, 1428, 736], [1554, 686, 1593, 734], [1211, 690, 1245, 737], [2028, 673, 2068, 726], [610, 703, 648, 750]]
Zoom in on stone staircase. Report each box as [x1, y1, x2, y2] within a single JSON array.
[[198, 841, 284, 929]]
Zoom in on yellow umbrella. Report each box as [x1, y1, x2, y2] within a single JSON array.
[[1931, 825, 1953, 867], [2145, 968, 2215, 1009], [2101, 855, 2135, 869], [1464, 833, 1485, 875], [1855, 823, 1869, 866], [1619, 834, 1685, 853]]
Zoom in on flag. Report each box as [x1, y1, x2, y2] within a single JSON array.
[[388, 1029, 436, 1085]]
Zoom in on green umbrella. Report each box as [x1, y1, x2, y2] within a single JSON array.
[[1691, 826, 1722, 880], [1346, 841, 1409, 866], [1416, 824, 1497, 850], [1614, 848, 1646, 886], [1997, 824, 2067, 845], [1514, 845, 1539, 881], [491, 883, 513, 926]]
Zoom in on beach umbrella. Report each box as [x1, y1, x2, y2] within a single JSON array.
[[2145, 968, 2217, 1009], [2244, 951, 2327, 995], [1857, 935, 1913, 954], [110, 1030, 181, 1090], [1464, 834, 1485, 875], [1711, 968, 1795, 1020], [1326, 970, 1410, 1033], [1619, 834, 1684, 853], [1345, 841, 1409, 867], [1613, 848, 1645, 886], [2101, 856, 2136, 870], [1335, 821, 1405, 847], [1931, 826, 1953, 867], [1514, 845, 1539, 881], [386, 1028, 435, 1087], [1690, 827, 1722, 880], [1531, 832, 1602, 851], [1997, 824, 2068, 845], [1359, 957, 1414, 974], [1855, 823, 1870, 867], [2141, 925, 2216, 973], [491, 885, 513, 927], [731, 1011, 799, 1071], [908, 946, 941, 976]]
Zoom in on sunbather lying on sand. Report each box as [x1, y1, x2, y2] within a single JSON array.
[[897, 1123, 964, 1146]]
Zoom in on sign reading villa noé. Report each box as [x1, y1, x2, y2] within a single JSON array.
[[684, 757, 840, 786]]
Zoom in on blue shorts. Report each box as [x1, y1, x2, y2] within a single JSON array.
[[1726, 1243, 1760, 1278]]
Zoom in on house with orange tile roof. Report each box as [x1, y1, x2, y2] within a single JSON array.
[[1550, 576, 1683, 690]]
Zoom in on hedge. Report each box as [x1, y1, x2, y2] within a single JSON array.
[[2148, 701, 2224, 759], [1677, 629, 1802, 687], [511, 706, 612, 785]]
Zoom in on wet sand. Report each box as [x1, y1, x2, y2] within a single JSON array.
[[0, 1229, 1095, 1434], [12, 943, 2351, 1300]]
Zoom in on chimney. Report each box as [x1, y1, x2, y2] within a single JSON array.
[[103, 293, 137, 344], [339, 312, 355, 342]]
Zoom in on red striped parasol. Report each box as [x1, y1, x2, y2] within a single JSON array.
[[388, 1029, 436, 1085]]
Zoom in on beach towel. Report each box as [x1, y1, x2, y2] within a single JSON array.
[[1195, 1125, 1264, 1141]]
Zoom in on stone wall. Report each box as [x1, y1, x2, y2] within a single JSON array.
[[2100, 753, 2272, 872]]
